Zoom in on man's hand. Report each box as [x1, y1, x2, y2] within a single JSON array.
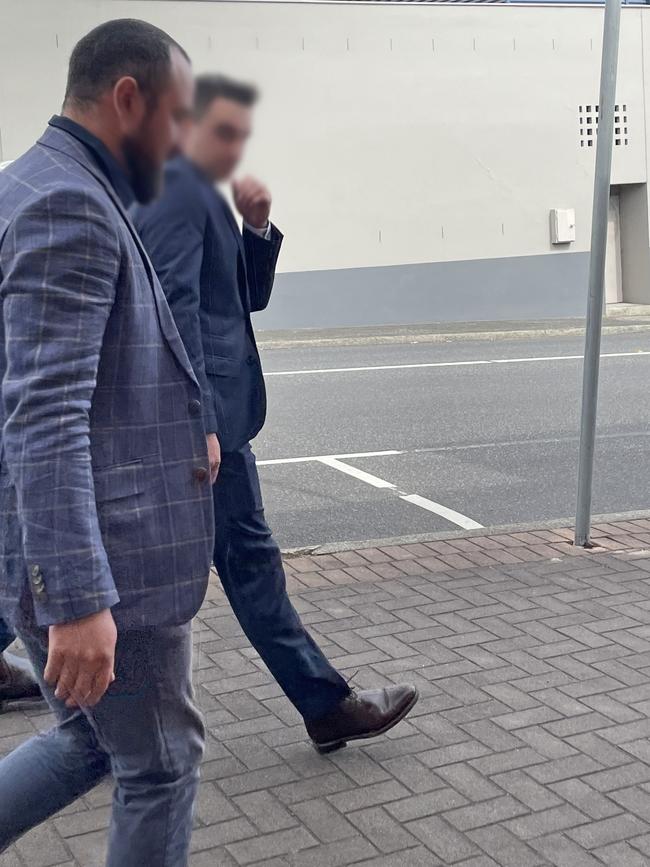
[[44, 609, 117, 709], [207, 432, 221, 485], [233, 177, 272, 231]]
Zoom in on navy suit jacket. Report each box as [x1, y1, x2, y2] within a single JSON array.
[[133, 156, 283, 453], [0, 129, 214, 629]]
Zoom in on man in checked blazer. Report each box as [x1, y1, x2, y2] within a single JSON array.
[[0, 21, 214, 865]]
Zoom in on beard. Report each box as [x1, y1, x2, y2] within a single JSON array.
[[122, 134, 163, 205]]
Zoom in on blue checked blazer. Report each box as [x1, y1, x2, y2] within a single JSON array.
[[0, 126, 215, 629]]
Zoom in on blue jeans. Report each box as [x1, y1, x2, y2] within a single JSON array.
[[213, 444, 350, 721], [0, 599, 204, 867], [0, 616, 13, 653]]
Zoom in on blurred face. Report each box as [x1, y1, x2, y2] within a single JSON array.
[[117, 47, 194, 203], [189, 97, 253, 182]]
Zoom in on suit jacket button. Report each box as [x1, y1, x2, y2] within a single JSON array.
[[188, 399, 202, 416], [246, 355, 256, 366], [193, 467, 209, 483]]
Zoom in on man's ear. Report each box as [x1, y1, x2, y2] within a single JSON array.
[[112, 76, 146, 134]]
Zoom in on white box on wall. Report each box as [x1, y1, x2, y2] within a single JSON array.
[[550, 209, 576, 245]]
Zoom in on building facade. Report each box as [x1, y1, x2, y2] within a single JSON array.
[[1, 0, 649, 329]]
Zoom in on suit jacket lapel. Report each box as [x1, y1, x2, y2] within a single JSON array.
[[38, 128, 198, 387], [212, 188, 251, 308], [220, 195, 246, 260]]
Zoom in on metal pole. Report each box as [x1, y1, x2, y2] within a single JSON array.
[[575, 0, 622, 547]]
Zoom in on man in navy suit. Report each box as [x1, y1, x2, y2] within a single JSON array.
[[133, 76, 418, 752]]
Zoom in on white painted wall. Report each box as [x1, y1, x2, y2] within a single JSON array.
[[0, 0, 648, 280]]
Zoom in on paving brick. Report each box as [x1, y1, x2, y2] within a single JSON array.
[[291, 798, 357, 843], [386, 788, 469, 822], [226, 827, 318, 864], [444, 795, 530, 832], [190, 818, 257, 852], [470, 747, 546, 776], [568, 814, 650, 849], [232, 791, 297, 833], [287, 836, 379, 867], [530, 832, 605, 866], [460, 719, 525, 751], [348, 807, 418, 853], [491, 770, 563, 811], [14, 824, 72, 867], [63, 832, 106, 867], [406, 816, 479, 862], [585, 761, 650, 792], [550, 779, 621, 820], [565, 732, 631, 768], [593, 841, 650, 867], [330, 750, 390, 786], [527, 755, 604, 784], [513, 725, 576, 759], [379, 755, 444, 794], [546, 712, 615, 739], [467, 825, 545, 866], [328, 780, 410, 814], [455, 858, 500, 867], [354, 847, 442, 867], [608, 786, 650, 823], [436, 763, 502, 801], [225, 735, 283, 771], [505, 805, 589, 839]]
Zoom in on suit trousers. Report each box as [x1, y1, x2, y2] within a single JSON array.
[[212, 443, 350, 721], [0, 596, 204, 867]]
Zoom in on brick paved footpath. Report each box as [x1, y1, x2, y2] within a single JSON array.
[[7, 521, 650, 865]]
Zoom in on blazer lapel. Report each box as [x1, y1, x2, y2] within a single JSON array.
[[220, 194, 246, 260], [212, 189, 251, 308], [38, 128, 198, 387]]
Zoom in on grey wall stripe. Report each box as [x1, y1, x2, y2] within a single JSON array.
[[254, 252, 590, 330]]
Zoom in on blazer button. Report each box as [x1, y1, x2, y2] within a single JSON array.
[[188, 399, 202, 416], [246, 355, 256, 366], [193, 466, 209, 483]]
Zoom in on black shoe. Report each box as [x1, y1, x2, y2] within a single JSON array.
[[306, 684, 419, 754], [0, 652, 42, 709]]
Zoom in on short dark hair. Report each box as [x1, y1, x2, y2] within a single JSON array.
[[194, 74, 259, 118], [64, 19, 189, 108]]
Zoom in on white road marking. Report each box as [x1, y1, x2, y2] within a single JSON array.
[[257, 429, 650, 529], [257, 449, 401, 466], [400, 493, 483, 530], [257, 431, 650, 469], [313, 455, 483, 530], [317, 456, 399, 489], [265, 350, 650, 378]]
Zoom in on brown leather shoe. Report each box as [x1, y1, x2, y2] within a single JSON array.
[[306, 684, 419, 754], [0, 652, 42, 709]]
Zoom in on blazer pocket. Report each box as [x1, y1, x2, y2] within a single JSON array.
[[93, 460, 146, 503], [204, 354, 240, 378]]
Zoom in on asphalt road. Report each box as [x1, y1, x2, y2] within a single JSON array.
[[253, 331, 650, 549]]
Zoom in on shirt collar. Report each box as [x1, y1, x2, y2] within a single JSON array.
[[48, 115, 135, 208]]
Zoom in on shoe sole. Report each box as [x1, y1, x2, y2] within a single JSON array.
[[0, 695, 46, 714], [312, 688, 420, 755]]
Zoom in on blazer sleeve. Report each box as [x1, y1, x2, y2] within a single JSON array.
[[243, 223, 283, 313], [134, 178, 220, 434], [0, 187, 120, 626]]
